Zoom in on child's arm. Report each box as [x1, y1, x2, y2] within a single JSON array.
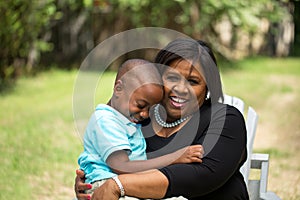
[[106, 145, 204, 174]]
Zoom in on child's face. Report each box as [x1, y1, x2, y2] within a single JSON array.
[[117, 84, 163, 123]]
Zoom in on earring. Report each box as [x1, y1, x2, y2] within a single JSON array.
[[205, 91, 210, 100]]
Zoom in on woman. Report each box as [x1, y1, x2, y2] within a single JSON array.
[[75, 38, 249, 199]]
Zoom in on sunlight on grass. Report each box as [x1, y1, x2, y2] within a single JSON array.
[[254, 148, 290, 158], [95, 71, 116, 104], [221, 57, 300, 200], [0, 69, 118, 199]]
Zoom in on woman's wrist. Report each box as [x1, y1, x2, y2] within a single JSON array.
[[91, 178, 121, 199], [106, 178, 121, 197], [111, 176, 125, 197], [117, 170, 169, 199]]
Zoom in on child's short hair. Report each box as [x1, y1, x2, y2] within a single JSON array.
[[115, 59, 162, 90]]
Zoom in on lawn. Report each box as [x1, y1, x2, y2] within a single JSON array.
[[222, 57, 300, 200], [0, 57, 299, 199]]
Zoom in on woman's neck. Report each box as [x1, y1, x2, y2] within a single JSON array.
[[152, 117, 191, 138]]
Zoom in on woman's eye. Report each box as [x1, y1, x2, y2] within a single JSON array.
[[166, 75, 179, 82], [188, 79, 199, 85]]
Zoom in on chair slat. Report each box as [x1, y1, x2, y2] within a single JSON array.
[[223, 95, 281, 200]]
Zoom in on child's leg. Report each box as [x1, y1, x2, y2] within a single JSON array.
[[85, 180, 107, 194]]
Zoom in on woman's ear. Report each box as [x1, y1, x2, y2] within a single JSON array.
[[205, 86, 210, 100]]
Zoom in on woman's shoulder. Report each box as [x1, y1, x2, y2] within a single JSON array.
[[208, 102, 247, 139], [200, 101, 245, 124], [216, 102, 246, 130], [209, 102, 244, 117], [224, 103, 244, 116]]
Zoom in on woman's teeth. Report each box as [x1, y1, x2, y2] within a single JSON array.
[[171, 97, 186, 103], [170, 97, 187, 107]]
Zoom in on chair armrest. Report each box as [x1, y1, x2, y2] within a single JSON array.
[[260, 191, 282, 200], [251, 153, 269, 169], [250, 153, 281, 200]]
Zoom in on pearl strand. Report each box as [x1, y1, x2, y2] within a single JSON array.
[[154, 104, 191, 128]]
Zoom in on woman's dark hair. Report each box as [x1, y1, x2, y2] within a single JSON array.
[[154, 38, 224, 103]]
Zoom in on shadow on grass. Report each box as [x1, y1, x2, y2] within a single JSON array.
[[0, 79, 17, 95]]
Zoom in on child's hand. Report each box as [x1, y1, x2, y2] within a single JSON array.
[[173, 145, 204, 164], [75, 169, 93, 200]]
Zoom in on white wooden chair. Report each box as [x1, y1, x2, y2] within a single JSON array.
[[223, 95, 281, 200]]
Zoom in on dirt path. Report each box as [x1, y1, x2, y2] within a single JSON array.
[[253, 75, 300, 199]]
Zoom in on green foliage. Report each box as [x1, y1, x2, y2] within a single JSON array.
[[176, 0, 288, 41], [0, 0, 58, 87], [89, 0, 289, 58], [0, 0, 293, 91], [100, 0, 288, 36]]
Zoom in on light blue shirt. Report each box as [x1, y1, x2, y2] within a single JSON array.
[[78, 104, 147, 183]]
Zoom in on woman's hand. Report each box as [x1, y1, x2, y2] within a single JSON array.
[[74, 169, 93, 200], [91, 179, 120, 200], [173, 144, 204, 164]]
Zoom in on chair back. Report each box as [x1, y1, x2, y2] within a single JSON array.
[[223, 95, 258, 186]]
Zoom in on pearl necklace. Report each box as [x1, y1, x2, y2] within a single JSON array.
[[154, 104, 192, 128]]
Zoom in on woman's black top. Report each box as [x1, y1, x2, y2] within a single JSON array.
[[142, 102, 249, 199]]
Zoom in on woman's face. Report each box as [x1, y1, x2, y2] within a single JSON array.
[[162, 59, 207, 121]]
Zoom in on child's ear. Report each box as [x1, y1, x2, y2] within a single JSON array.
[[114, 80, 123, 93]]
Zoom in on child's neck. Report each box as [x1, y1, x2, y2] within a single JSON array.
[[107, 99, 112, 106]]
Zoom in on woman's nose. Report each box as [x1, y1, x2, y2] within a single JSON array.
[[173, 80, 188, 95]]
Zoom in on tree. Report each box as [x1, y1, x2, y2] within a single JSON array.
[[89, 0, 290, 59], [0, 0, 293, 90], [0, 0, 57, 89], [291, 0, 300, 56]]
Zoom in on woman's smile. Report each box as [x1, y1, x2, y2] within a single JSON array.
[[169, 96, 188, 108], [162, 59, 207, 120]]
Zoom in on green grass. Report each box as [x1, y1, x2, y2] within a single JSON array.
[[222, 57, 300, 199], [221, 57, 300, 108], [0, 69, 117, 199], [0, 57, 299, 199]]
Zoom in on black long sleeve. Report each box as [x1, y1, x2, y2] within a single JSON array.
[[146, 103, 249, 199]]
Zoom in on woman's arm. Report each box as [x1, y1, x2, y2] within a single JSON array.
[[106, 145, 203, 174], [75, 145, 202, 199], [91, 169, 169, 200], [159, 105, 247, 198]]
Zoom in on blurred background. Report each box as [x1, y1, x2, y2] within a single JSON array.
[[0, 0, 299, 199], [1, 0, 299, 84]]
